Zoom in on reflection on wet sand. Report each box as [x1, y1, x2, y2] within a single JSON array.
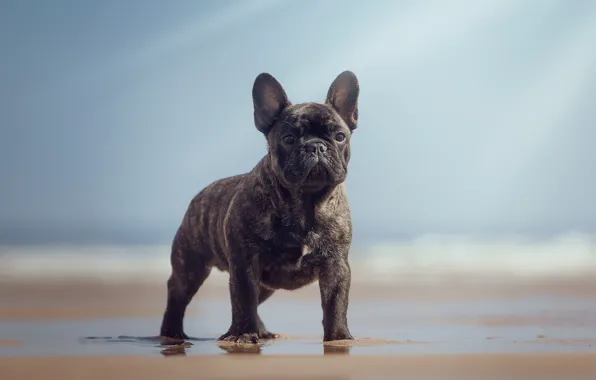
[[323, 345, 351, 355], [158, 339, 353, 357], [216, 342, 352, 356], [81, 333, 358, 356], [83, 335, 203, 357], [217, 343, 262, 355], [161, 341, 353, 357], [160, 345, 188, 357]]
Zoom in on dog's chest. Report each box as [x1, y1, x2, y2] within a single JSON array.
[[271, 213, 322, 247]]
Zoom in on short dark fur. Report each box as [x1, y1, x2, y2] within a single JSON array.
[[160, 71, 360, 344]]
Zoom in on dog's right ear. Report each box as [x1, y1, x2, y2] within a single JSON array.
[[252, 73, 291, 134]]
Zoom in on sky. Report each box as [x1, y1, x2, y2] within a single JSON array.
[[1, 0, 596, 245]]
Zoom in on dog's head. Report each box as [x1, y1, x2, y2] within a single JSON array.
[[252, 71, 360, 192]]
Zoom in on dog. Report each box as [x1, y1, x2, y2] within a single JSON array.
[[159, 70, 360, 344]]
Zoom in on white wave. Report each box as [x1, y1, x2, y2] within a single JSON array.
[[0, 244, 174, 283], [361, 232, 596, 279], [1, 232, 595, 283]]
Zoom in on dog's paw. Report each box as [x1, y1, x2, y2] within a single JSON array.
[[159, 330, 189, 344], [258, 330, 280, 340], [218, 332, 259, 344]]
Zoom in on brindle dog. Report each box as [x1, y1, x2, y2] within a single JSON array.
[[160, 70, 360, 344]]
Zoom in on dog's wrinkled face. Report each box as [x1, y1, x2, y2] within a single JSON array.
[[268, 103, 351, 189], [252, 71, 360, 192]]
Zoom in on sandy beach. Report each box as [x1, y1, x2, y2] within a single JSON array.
[[3, 354, 596, 380], [1, 271, 595, 379]]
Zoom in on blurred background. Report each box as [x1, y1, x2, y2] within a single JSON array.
[[1, 0, 596, 283]]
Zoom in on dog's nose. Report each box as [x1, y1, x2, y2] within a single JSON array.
[[304, 141, 327, 155]]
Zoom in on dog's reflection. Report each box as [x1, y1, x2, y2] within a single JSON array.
[[215, 342, 352, 356], [160, 338, 352, 357], [217, 342, 263, 355], [323, 344, 351, 355], [160, 344, 188, 357]]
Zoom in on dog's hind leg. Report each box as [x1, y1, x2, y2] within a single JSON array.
[[159, 228, 212, 341], [256, 286, 279, 339]]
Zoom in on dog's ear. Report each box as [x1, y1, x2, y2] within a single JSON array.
[[325, 70, 359, 131], [252, 73, 291, 134]]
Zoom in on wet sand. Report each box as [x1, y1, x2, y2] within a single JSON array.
[[1, 273, 595, 379]]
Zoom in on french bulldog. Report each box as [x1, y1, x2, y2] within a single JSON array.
[[159, 70, 360, 344]]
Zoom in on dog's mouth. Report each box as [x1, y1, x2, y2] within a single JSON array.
[[282, 154, 342, 189], [304, 161, 329, 183]]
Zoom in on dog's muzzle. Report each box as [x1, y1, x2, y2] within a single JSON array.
[[302, 140, 327, 156]]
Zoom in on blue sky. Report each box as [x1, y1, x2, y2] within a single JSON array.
[[1, 0, 596, 244]]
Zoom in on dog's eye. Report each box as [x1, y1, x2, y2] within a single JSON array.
[[334, 132, 346, 142], [282, 135, 295, 145]]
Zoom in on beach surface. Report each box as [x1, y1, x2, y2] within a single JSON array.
[[1, 267, 596, 379]]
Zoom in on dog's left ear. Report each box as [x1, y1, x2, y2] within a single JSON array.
[[252, 73, 291, 135], [325, 70, 359, 131]]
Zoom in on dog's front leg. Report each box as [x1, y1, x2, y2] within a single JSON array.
[[218, 254, 260, 344], [319, 252, 353, 342]]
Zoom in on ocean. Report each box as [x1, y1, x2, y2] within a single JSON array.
[[2, 232, 595, 283]]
